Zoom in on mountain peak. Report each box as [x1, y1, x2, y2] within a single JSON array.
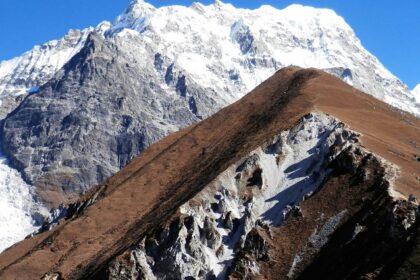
[[281, 3, 348, 28], [121, 0, 155, 21], [214, 0, 224, 7]]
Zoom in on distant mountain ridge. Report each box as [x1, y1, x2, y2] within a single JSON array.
[[0, 0, 418, 117]]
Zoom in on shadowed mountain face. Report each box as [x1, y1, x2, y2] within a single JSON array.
[[1, 33, 223, 201], [0, 67, 418, 280]]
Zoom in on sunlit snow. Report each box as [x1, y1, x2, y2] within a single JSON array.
[[412, 84, 420, 103], [0, 146, 49, 252]]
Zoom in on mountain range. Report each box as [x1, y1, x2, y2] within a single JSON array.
[[0, 1, 418, 279]]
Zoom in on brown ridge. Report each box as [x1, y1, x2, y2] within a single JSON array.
[[0, 66, 418, 279]]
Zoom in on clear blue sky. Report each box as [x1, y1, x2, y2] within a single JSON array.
[[0, 0, 418, 88]]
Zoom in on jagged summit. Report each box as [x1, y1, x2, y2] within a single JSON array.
[[0, 0, 417, 116], [123, 0, 155, 18]]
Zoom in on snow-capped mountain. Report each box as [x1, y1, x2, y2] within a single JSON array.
[[112, 0, 419, 114], [0, 0, 419, 253], [0, 0, 418, 116]]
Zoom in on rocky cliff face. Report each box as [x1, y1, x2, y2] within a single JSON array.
[[1, 32, 223, 197]]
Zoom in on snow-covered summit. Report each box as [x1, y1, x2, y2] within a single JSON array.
[[107, 0, 155, 35], [0, 1, 417, 115], [97, 0, 417, 115]]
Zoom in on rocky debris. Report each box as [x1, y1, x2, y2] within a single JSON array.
[[296, 200, 419, 280], [225, 139, 420, 280], [200, 217, 221, 249], [408, 194, 417, 203], [33, 185, 105, 234], [100, 214, 226, 279], [211, 198, 228, 214], [294, 156, 419, 280], [392, 200, 418, 232], [222, 211, 237, 231], [283, 205, 304, 220], [391, 213, 420, 280], [236, 154, 260, 173], [246, 167, 263, 188], [105, 252, 143, 280], [228, 227, 270, 279], [263, 134, 284, 155]]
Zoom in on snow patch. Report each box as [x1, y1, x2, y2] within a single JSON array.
[[0, 144, 49, 252]]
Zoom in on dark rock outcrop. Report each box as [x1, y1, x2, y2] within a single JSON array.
[[1, 33, 223, 198]]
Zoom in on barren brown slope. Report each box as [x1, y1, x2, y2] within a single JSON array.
[[0, 67, 418, 279]]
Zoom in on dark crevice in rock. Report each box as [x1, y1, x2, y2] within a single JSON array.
[[246, 167, 263, 188]]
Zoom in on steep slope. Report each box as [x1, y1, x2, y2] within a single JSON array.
[[0, 67, 418, 279], [0, 29, 92, 118]]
